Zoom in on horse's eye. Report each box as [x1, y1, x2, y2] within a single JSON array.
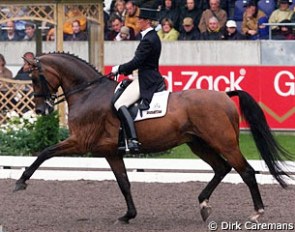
[[32, 79, 39, 85]]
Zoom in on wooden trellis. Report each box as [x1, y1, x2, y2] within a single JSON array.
[[0, 78, 34, 124], [0, 0, 104, 125]]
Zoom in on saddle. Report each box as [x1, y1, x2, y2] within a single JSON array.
[[112, 79, 167, 120], [112, 79, 169, 154]]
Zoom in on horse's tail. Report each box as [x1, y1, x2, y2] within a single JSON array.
[[227, 90, 292, 188]]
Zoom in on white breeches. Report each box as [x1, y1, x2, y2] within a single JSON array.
[[114, 78, 140, 110]]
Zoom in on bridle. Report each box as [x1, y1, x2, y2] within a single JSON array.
[[30, 58, 58, 108], [31, 58, 116, 106]]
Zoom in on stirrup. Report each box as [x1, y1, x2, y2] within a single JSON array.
[[117, 139, 141, 154], [128, 139, 141, 154]]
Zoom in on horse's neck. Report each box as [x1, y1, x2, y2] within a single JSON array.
[[64, 75, 117, 102], [55, 66, 95, 91], [44, 55, 117, 101]]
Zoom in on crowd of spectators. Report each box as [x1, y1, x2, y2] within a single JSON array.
[[0, 18, 88, 42], [0, 0, 295, 42], [104, 0, 295, 41], [0, 6, 88, 42], [0, 52, 35, 80]]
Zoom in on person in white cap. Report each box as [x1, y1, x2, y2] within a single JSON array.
[[223, 20, 246, 40], [111, 8, 165, 153], [115, 26, 131, 41]]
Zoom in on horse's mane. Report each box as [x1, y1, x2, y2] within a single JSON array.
[[43, 51, 103, 76]]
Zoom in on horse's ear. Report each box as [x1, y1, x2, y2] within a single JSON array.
[[22, 56, 37, 66]]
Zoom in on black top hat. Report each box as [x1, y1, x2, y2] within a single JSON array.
[[138, 8, 159, 21]]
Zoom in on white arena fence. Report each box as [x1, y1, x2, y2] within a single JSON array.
[[0, 156, 295, 185]]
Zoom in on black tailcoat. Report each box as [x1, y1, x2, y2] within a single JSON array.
[[118, 29, 164, 109]]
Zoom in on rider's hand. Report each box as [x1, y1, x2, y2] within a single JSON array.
[[111, 65, 120, 75]]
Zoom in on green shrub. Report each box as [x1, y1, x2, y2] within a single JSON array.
[[0, 110, 69, 156], [0, 129, 35, 156], [31, 111, 60, 152]]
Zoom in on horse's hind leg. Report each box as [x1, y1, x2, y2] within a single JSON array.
[[187, 141, 232, 221], [14, 139, 77, 191], [106, 155, 137, 224], [239, 162, 265, 222], [221, 146, 264, 222]]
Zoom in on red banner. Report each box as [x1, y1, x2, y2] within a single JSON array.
[[105, 66, 295, 130]]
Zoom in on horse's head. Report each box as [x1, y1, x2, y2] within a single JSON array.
[[23, 55, 59, 115]]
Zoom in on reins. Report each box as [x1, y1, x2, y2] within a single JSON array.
[[31, 54, 117, 106], [52, 73, 116, 105], [33, 65, 115, 105]]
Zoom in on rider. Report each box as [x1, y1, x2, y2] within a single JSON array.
[[111, 8, 165, 153]]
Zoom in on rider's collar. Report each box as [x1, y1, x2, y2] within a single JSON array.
[[140, 27, 153, 39]]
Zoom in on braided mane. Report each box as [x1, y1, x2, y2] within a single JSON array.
[[44, 51, 103, 76]]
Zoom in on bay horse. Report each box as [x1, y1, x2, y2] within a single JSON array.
[[15, 52, 292, 224]]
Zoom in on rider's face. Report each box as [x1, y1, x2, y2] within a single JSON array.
[[138, 18, 150, 31]]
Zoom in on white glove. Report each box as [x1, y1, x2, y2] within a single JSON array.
[[111, 65, 120, 74]]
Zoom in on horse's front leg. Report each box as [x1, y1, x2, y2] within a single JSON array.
[[14, 139, 77, 192], [106, 155, 137, 224]]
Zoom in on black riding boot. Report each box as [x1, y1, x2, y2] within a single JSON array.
[[117, 106, 140, 153]]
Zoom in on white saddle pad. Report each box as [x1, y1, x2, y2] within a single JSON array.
[[134, 91, 169, 122]]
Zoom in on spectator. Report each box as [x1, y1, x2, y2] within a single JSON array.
[[65, 20, 88, 41], [23, 23, 36, 41], [63, 6, 87, 35], [2, 6, 28, 31], [158, 0, 180, 30], [173, 0, 208, 10], [223, 20, 246, 40], [200, 16, 224, 40], [269, 0, 293, 31], [110, 0, 127, 22], [115, 26, 132, 41], [106, 15, 136, 40], [0, 20, 23, 41], [157, 17, 180, 40], [179, 0, 203, 31], [106, 16, 124, 40], [178, 17, 201, 40], [46, 27, 55, 41], [0, 54, 13, 79], [198, 0, 227, 33], [15, 52, 35, 80], [272, 19, 295, 40], [124, 1, 141, 36], [241, 1, 266, 40]]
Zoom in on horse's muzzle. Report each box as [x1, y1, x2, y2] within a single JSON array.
[[35, 104, 54, 115]]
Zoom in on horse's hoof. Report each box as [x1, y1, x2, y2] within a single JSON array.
[[14, 181, 27, 192], [249, 208, 264, 223], [115, 216, 129, 224], [200, 200, 212, 221]]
